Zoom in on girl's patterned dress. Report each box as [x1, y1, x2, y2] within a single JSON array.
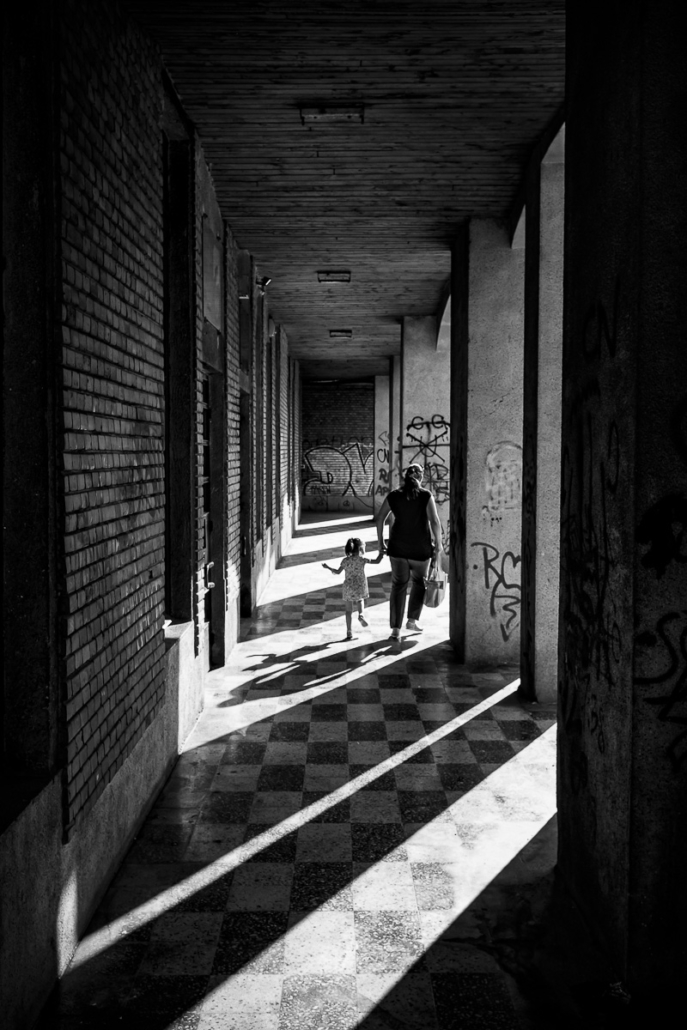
[[341, 554, 369, 602]]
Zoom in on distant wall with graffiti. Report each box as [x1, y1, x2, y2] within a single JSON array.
[[301, 382, 375, 512]]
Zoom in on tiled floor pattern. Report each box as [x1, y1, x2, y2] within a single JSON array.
[[45, 516, 557, 1029]]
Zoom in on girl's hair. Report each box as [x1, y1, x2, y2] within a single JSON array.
[[345, 537, 365, 556], [401, 464, 423, 499]]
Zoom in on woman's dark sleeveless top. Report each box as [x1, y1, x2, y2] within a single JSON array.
[[387, 487, 433, 560]]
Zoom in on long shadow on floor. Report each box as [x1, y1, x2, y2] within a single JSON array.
[[217, 636, 421, 702], [38, 636, 568, 1029]]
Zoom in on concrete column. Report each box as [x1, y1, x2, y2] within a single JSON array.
[[373, 375, 390, 514], [390, 354, 402, 488], [559, 5, 687, 1001], [401, 315, 450, 541], [520, 130, 564, 703], [450, 220, 524, 664]]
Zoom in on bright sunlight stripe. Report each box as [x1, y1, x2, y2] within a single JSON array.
[[71, 678, 520, 968]]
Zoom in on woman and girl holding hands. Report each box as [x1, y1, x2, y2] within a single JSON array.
[[322, 463, 445, 640]]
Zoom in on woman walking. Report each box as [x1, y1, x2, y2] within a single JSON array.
[[376, 463, 444, 640]]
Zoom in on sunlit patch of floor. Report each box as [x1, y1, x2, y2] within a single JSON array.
[[50, 516, 557, 1030]]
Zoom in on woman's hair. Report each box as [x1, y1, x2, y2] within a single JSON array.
[[401, 464, 423, 499], [345, 537, 365, 556]]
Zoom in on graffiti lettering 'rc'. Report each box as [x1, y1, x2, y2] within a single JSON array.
[[471, 541, 521, 642]]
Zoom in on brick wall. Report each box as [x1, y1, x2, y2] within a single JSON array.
[[266, 327, 273, 528], [225, 225, 241, 621], [59, 0, 166, 832], [254, 296, 263, 545], [193, 143, 205, 651], [270, 333, 278, 524], [279, 331, 290, 525], [301, 382, 375, 513], [294, 366, 302, 520]]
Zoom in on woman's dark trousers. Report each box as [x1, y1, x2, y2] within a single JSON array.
[[389, 556, 431, 627]]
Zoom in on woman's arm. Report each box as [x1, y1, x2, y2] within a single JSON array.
[[427, 495, 444, 553], [375, 496, 391, 551]]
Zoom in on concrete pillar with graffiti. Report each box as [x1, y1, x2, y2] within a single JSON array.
[[373, 375, 390, 514], [390, 354, 402, 489], [450, 220, 525, 665], [401, 315, 451, 545]]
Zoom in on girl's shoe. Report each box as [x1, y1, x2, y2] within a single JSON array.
[[358, 614, 368, 627], [405, 619, 422, 631], [389, 628, 400, 640], [346, 632, 353, 640]]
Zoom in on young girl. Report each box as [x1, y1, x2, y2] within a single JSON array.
[[322, 537, 384, 639]]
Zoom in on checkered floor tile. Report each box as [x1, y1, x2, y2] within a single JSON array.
[[43, 516, 557, 1029]]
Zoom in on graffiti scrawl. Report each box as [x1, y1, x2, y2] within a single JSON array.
[[403, 414, 450, 504], [302, 441, 373, 511], [482, 441, 522, 521]]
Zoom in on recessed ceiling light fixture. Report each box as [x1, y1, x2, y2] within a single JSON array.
[[300, 104, 364, 125], [317, 270, 351, 283], [329, 329, 353, 338]]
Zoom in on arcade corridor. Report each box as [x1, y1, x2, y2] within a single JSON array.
[[4, 2, 686, 1026], [42, 515, 559, 1029]]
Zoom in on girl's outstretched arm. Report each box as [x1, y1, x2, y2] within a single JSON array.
[[322, 562, 344, 574], [365, 551, 385, 565]]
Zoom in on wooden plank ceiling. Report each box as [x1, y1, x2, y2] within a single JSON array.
[[125, 1, 565, 380]]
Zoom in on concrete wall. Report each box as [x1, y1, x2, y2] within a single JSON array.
[[464, 220, 524, 665], [401, 316, 451, 543]]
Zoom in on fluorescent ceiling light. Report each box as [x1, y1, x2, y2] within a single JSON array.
[[300, 105, 364, 125], [318, 270, 351, 283]]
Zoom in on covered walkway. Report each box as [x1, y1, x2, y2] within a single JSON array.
[[4, 3, 686, 1025], [44, 515, 558, 1028]]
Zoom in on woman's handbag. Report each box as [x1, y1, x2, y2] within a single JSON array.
[[424, 558, 447, 608]]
